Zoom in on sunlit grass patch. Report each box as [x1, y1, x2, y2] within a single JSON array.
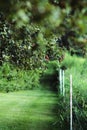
[[0, 90, 58, 130]]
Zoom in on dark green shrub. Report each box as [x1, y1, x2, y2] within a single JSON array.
[[40, 60, 59, 92], [0, 63, 41, 92]]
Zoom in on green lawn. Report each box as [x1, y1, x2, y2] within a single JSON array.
[[0, 90, 58, 130]]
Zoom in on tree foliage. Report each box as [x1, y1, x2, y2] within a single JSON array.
[[0, 0, 87, 68]]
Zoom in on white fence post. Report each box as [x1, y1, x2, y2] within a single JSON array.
[[59, 69, 65, 96], [70, 75, 73, 130], [59, 69, 62, 94], [63, 70, 65, 96]]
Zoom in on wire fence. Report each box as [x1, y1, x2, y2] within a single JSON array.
[[59, 69, 86, 130]]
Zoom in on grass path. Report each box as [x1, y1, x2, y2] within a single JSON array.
[[0, 90, 58, 130]]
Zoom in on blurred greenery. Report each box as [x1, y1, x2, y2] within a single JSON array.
[[0, 0, 87, 68], [0, 0, 87, 129]]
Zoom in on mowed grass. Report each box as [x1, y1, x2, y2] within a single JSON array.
[[0, 90, 58, 130]]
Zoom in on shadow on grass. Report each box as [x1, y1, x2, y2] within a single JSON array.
[[0, 114, 60, 130]]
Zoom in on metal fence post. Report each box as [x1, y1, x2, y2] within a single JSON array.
[[70, 75, 73, 130]]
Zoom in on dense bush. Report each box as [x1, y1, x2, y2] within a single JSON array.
[[0, 63, 41, 92], [0, 12, 62, 69]]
